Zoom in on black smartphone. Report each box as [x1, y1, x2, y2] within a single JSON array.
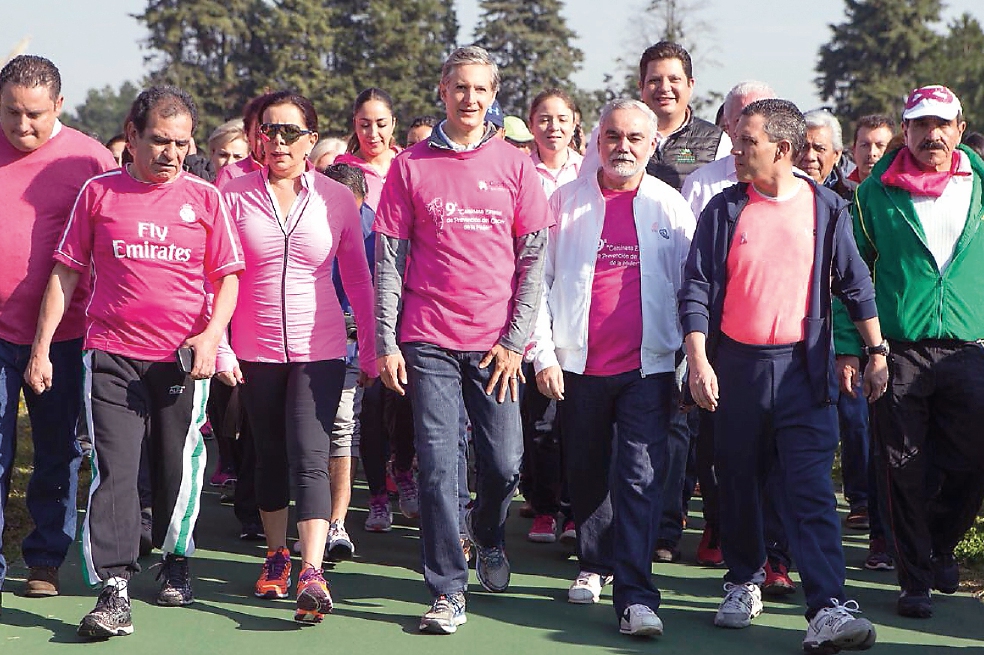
[[176, 347, 195, 374]]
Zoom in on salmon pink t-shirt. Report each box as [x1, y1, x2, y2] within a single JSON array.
[[583, 187, 643, 376], [374, 139, 553, 352], [55, 168, 245, 361], [721, 180, 815, 345]]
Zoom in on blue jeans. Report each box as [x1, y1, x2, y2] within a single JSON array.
[[402, 343, 523, 597], [0, 337, 83, 587], [560, 369, 674, 618]]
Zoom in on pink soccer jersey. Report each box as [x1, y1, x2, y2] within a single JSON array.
[[374, 139, 553, 352], [55, 168, 245, 361], [0, 124, 116, 345], [583, 187, 643, 376]]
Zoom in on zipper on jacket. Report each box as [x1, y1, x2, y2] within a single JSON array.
[[280, 233, 290, 362]]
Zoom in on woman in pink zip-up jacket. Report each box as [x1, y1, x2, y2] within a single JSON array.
[[218, 91, 376, 625]]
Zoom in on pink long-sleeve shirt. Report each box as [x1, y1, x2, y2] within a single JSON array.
[[220, 168, 376, 377]]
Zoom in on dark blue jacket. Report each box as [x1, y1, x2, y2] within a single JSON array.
[[678, 175, 878, 405]]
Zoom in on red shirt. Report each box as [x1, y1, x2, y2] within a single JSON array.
[[55, 168, 245, 361], [0, 123, 116, 344], [374, 139, 553, 351], [584, 187, 643, 376]]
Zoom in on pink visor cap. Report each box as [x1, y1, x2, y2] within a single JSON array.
[[902, 85, 962, 121]]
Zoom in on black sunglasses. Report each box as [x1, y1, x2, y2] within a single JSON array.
[[259, 123, 313, 145]]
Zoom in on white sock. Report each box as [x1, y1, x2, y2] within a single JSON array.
[[105, 576, 129, 600]]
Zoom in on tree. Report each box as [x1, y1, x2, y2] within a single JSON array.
[[473, 0, 584, 116], [926, 13, 984, 131], [62, 81, 140, 142], [325, 0, 459, 134], [135, 0, 273, 137], [815, 0, 943, 123], [605, 0, 721, 117]]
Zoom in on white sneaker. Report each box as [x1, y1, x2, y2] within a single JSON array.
[[803, 599, 876, 653], [714, 582, 763, 629], [567, 571, 612, 604], [327, 520, 355, 560], [619, 604, 663, 637], [364, 494, 392, 533]]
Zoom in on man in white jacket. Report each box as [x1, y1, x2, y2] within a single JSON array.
[[529, 98, 696, 637]]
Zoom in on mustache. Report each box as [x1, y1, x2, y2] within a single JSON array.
[[919, 140, 947, 151]]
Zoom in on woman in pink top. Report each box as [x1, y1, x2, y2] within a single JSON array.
[[218, 91, 375, 625], [530, 88, 583, 198], [334, 88, 401, 211]]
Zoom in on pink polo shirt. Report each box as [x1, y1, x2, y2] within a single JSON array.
[[584, 187, 643, 376], [215, 156, 263, 189], [55, 168, 245, 361], [221, 169, 376, 376], [721, 181, 815, 345], [0, 123, 116, 345], [375, 138, 553, 352], [334, 149, 400, 212]]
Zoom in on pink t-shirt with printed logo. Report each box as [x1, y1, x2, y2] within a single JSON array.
[[583, 187, 643, 376], [55, 169, 245, 361], [374, 139, 553, 352], [721, 180, 815, 345]]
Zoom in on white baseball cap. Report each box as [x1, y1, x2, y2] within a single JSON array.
[[902, 85, 962, 121]]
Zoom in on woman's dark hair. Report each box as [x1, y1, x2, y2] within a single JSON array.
[[528, 88, 578, 124], [962, 131, 984, 160], [347, 87, 396, 154], [260, 90, 319, 133], [242, 92, 279, 132]]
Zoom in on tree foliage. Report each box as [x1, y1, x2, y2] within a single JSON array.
[[816, 0, 943, 123], [62, 81, 140, 142], [474, 0, 584, 117], [130, 0, 458, 141]]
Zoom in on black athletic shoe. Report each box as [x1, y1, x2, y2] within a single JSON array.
[[156, 554, 194, 606], [139, 508, 153, 557], [897, 589, 933, 618], [78, 585, 133, 638], [931, 553, 959, 594]]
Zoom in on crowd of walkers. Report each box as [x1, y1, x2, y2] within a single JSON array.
[[2, 38, 983, 655]]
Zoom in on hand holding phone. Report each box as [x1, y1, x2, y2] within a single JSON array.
[[176, 346, 195, 374]]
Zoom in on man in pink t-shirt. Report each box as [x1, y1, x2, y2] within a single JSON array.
[[25, 86, 243, 639], [0, 55, 116, 605], [374, 46, 552, 634], [529, 99, 695, 637]]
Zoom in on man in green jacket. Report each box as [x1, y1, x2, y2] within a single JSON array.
[[835, 85, 984, 620]]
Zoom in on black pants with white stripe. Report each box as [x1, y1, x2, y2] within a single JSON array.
[[81, 350, 209, 585]]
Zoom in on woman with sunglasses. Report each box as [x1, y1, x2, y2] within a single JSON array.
[[217, 91, 376, 624], [335, 88, 400, 211]]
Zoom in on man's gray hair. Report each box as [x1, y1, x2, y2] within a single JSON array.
[[441, 46, 500, 92], [598, 98, 659, 140], [724, 81, 775, 111], [804, 109, 843, 152]]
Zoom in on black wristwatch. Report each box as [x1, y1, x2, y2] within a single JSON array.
[[864, 340, 890, 357]]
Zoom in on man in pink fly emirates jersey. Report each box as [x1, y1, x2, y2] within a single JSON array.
[[374, 46, 552, 634], [0, 55, 116, 611], [25, 86, 243, 639]]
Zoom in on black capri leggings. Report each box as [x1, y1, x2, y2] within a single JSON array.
[[239, 359, 345, 520]]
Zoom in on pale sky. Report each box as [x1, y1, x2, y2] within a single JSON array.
[[3, 0, 982, 121]]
